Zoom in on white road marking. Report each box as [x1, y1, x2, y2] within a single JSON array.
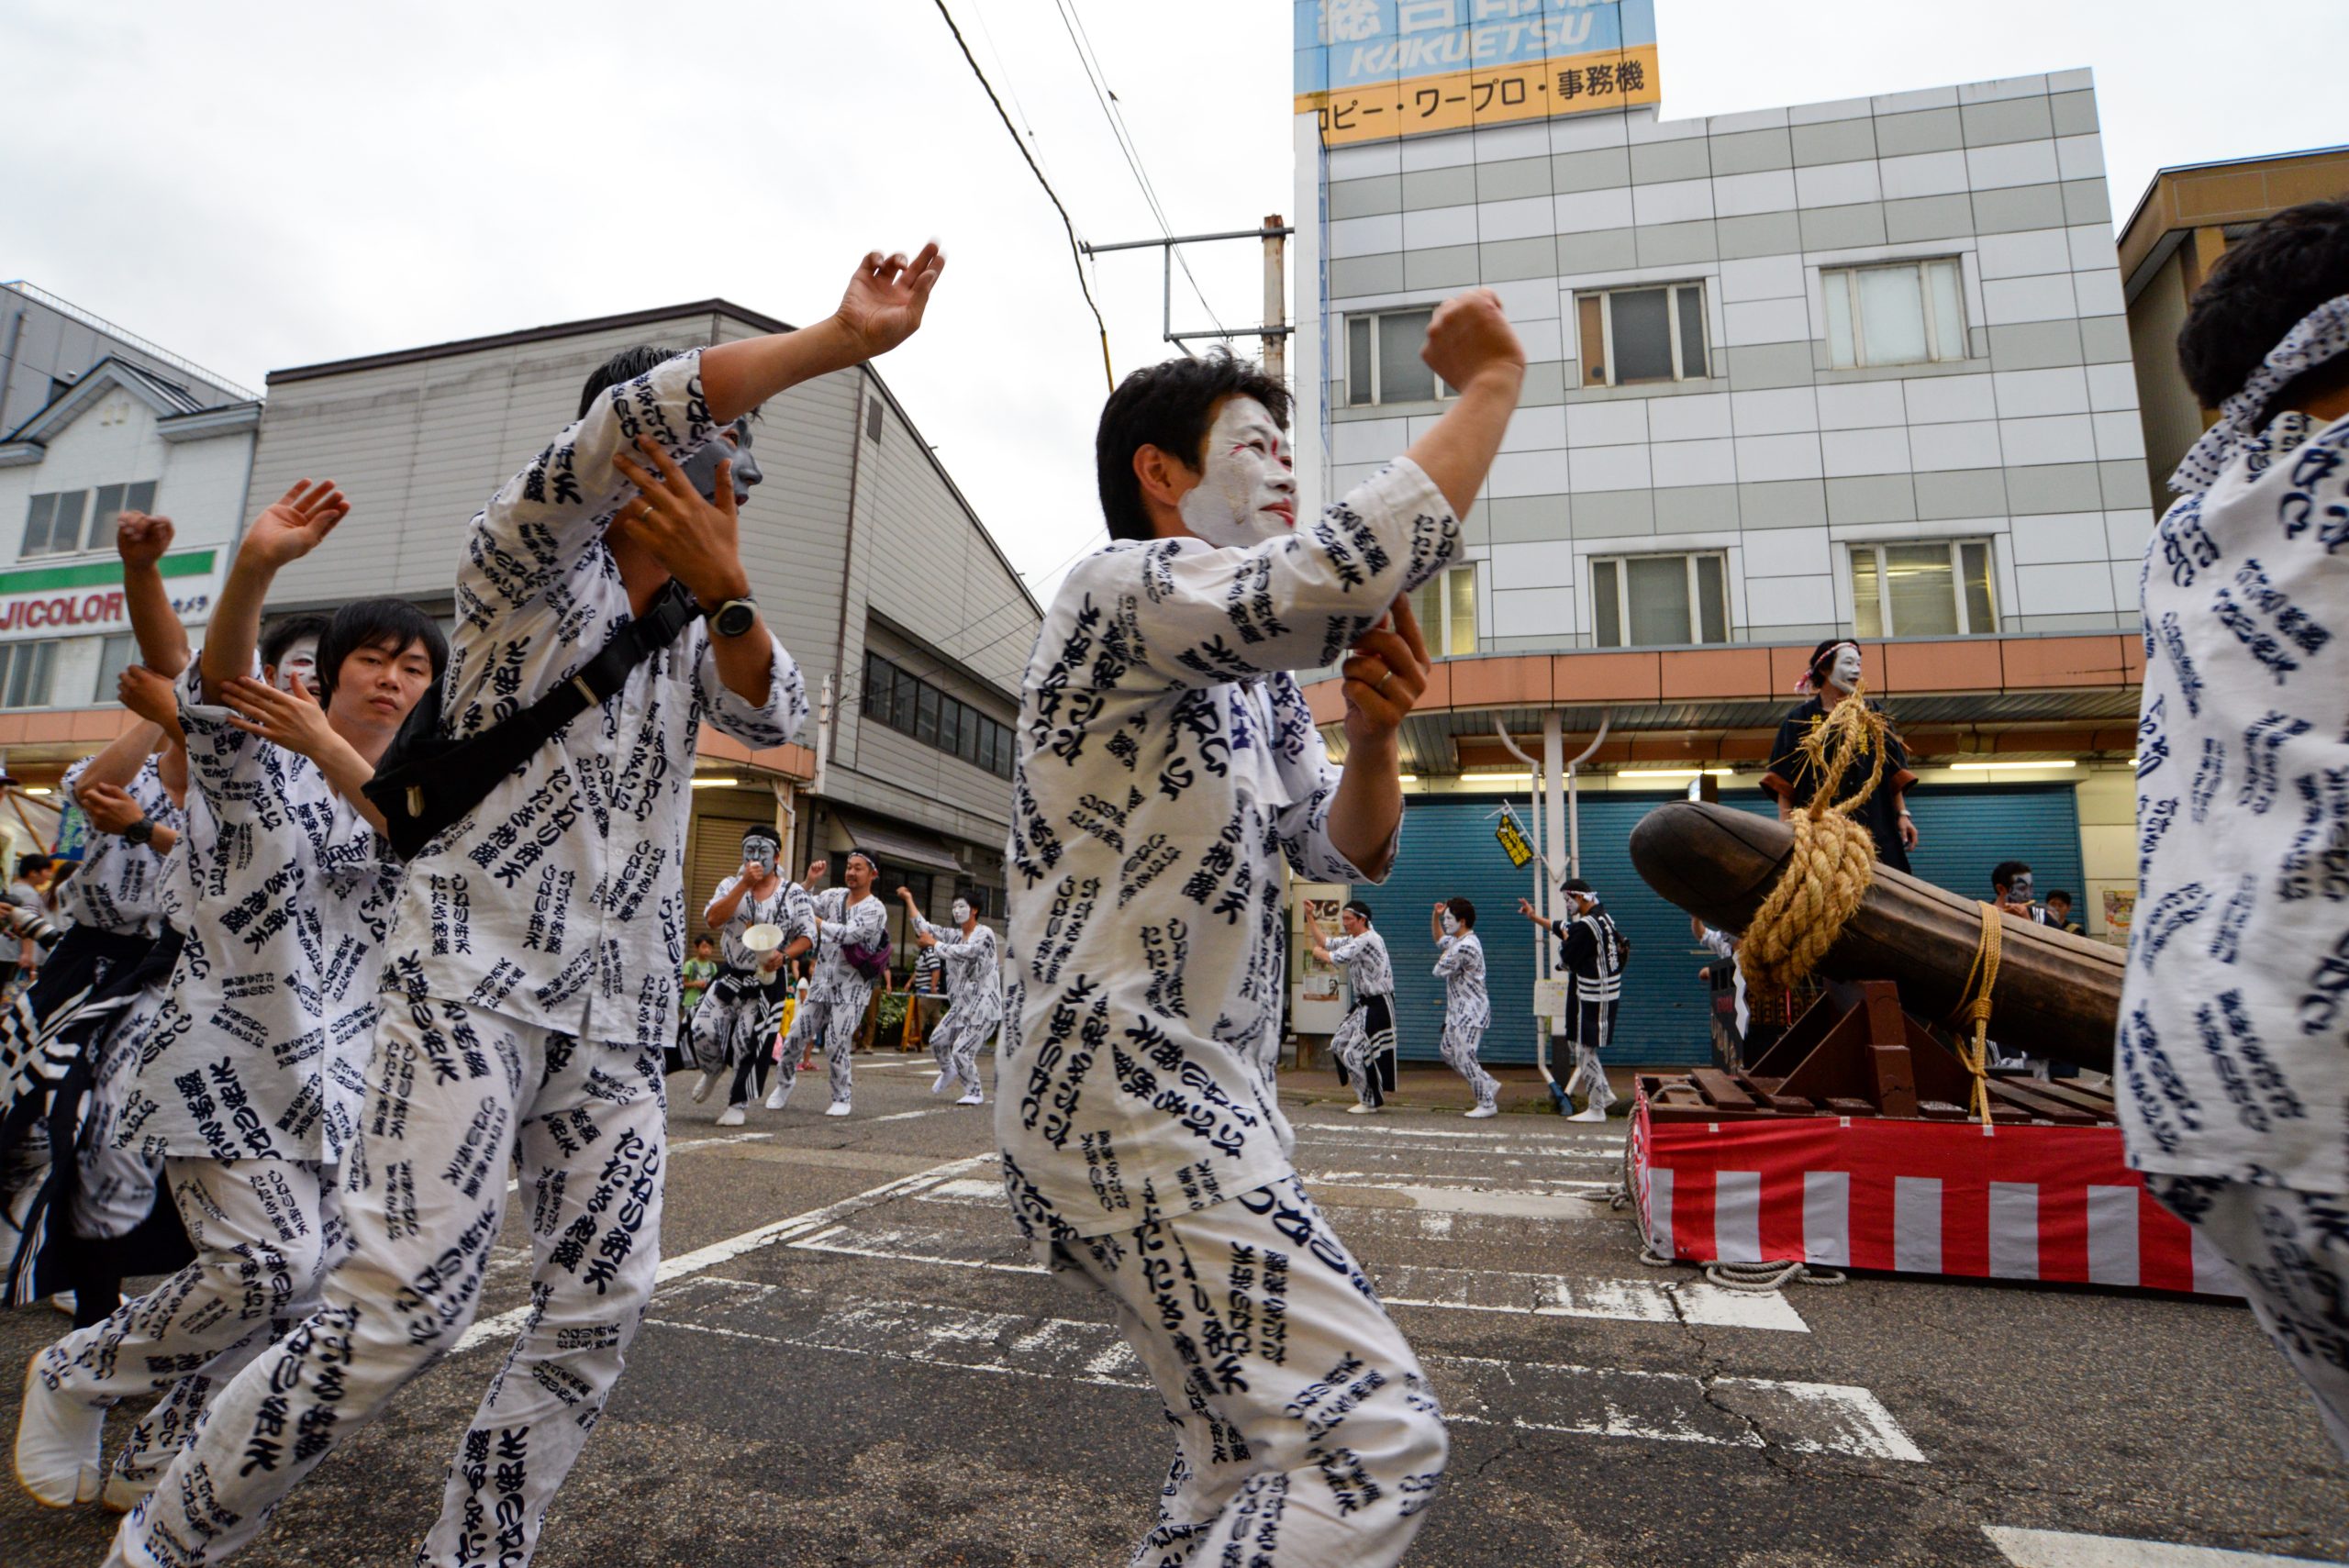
[[1292, 1137, 1620, 1162], [1304, 1172, 1617, 1198], [919, 1177, 1014, 1206], [457, 1152, 994, 1352], [644, 1288, 1914, 1460], [1984, 1527, 2347, 1566], [1375, 1262, 1809, 1332], [868, 1107, 952, 1123], [1306, 1183, 1618, 1220], [792, 1220, 1045, 1274], [1294, 1123, 1613, 1147]]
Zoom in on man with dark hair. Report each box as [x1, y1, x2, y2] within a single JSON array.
[[259, 611, 330, 696], [17, 477, 448, 1513], [693, 828, 816, 1125], [1431, 895, 1498, 1118], [1311, 898, 1395, 1114], [1991, 861, 2050, 923], [1520, 878, 1624, 1121], [2043, 889, 2083, 936], [1001, 290, 1522, 1563], [106, 244, 940, 1567], [899, 882, 1001, 1106], [1762, 639, 1918, 872], [776, 848, 885, 1116], [2121, 198, 2349, 1459]]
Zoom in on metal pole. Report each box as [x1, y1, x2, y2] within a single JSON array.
[[1263, 214, 1286, 382]]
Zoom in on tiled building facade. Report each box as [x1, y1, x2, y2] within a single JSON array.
[[1295, 68, 2154, 658]]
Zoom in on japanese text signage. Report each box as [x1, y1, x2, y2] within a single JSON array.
[[1495, 806, 1535, 869], [1295, 0, 1661, 147]]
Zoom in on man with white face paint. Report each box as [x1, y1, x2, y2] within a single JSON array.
[[897, 886, 1000, 1104], [1762, 638, 1919, 873], [693, 828, 816, 1125], [1002, 291, 1524, 1565], [1310, 900, 1394, 1114], [775, 849, 885, 1116], [1431, 896, 1499, 1118], [1519, 880, 1624, 1121]]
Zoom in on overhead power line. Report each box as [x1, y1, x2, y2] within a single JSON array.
[[932, 0, 1116, 391], [1050, 0, 1227, 344]]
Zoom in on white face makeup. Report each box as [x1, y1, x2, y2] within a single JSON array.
[[276, 637, 320, 697], [743, 836, 779, 873], [1175, 396, 1297, 550], [1440, 911, 1461, 936], [1827, 645, 1864, 693], [951, 898, 974, 925]]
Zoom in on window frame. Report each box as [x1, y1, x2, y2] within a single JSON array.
[[1408, 563, 1479, 659], [0, 639, 61, 710], [1588, 550, 1732, 649], [19, 480, 157, 562], [860, 649, 1016, 780], [1344, 306, 1455, 408], [1821, 258, 1967, 370], [1575, 282, 1709, 389], [1847, 538, 1998, 638]]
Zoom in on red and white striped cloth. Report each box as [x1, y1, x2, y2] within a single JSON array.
[[1631, 1090, 2243, 1296]]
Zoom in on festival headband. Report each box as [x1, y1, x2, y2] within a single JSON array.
[[2171, 292, 2349, 496], [1795, 640, 1861, 695]]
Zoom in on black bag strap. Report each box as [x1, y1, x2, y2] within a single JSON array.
[[486, 579, 701, 759]]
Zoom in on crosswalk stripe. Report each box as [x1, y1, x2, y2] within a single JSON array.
[[642, 1284, 1911, 1459], [1984, 1526, 2348, 1566]]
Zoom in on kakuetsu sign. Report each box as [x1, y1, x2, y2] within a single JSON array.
[[1294, 0, 1662, 147], [0, 549, 218, 641]]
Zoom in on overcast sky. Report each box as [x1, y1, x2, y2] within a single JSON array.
[[6, 0, 2344, 609]]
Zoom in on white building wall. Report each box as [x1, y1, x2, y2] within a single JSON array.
[[1297, 70, 2152, 654]]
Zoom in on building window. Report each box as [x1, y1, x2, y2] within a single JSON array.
[[1822, 259, 1966, 369], [0, 640, 60, 709], [1406, 565, 1478, 658], [863, 650, 1015, 780], [1590, 552, 1731, 648], [1850, 539, 1997, 637], [1345, 308, 1452, 406], [20, 482, 155, 560], [1576, 284, 1707, 388], [95, 634, 135, 703]]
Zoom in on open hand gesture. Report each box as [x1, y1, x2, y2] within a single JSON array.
[[240, 481, 348, 569], [610, 437, 748, 606], [117, 511, 175, 570], [837, 242, 946, 360], [222, 675, 337, 762]]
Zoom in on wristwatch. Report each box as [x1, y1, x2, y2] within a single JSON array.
[[707, 597, 758, 639], [125, 817, 154, 846]]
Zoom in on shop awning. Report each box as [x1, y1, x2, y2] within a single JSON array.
[[831, 809, 965, 874]]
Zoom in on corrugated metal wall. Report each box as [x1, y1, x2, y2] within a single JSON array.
[[1371, 783, 2085, 1067]]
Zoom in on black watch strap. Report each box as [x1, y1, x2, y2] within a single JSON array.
[[125, 817, 154, 846]]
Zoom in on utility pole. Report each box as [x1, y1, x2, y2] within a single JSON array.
[[1263, 214, 1286, 382], [1079, 223, 1295, 367]]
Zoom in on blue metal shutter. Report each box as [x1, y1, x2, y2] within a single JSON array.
[[1365, 784, 2083, 1068]]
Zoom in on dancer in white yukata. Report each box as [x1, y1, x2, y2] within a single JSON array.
[[2112, 200, 2349, 1457], [999, 288, 1522, 1565], [1518, 878, 1624, 1121], [776, 851, 887, 1116], [1311, 901, 1394, 1115], [897, 885, 1000, 1105], [106, 245, 938, 1568], [690, 829, 816, 1126], [1431, 897, 1499, 1118], [16, 480, 446, 1513]]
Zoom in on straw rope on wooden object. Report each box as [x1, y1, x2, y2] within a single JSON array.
[[1735, 690, 1889, 995]]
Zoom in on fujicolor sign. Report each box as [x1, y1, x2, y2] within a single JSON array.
[[0, 550, 218, 641], [1295, 0, 1662, 147]]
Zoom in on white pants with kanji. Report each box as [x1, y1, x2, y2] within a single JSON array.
[[1056, 1175, 1448, 1566], [1440, 1011, 1497, 1112], [2146, 1174, 2349, 1461], [928, 993, 999, 1099], [111, 999, 667, 1568], [33, 1157, 349, 1492], [773, 980, 870, 1109]]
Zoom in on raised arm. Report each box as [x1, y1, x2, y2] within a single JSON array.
[[200, 481, 348, 705], [700, 245, 944, 424], [116, 512, 192, 677], [1398, 290, 1526, 522], [72, 721, 168, 796]]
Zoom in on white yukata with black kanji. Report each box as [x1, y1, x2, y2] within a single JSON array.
[[36, 660, 393, 1484], [1325, 929, 1395, 1110], [912, 916, 1001, 1100], [688, 872, 810, 1107], [774, 885, 887, 1109], [116, 349, 806, 1568], [998, 458, 1458, 1566], [1433, 929, 1498, 1112], [2120, 295, 2349, 1461]]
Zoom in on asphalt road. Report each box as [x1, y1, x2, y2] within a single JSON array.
[[6, 1051, 2346, 1567]]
